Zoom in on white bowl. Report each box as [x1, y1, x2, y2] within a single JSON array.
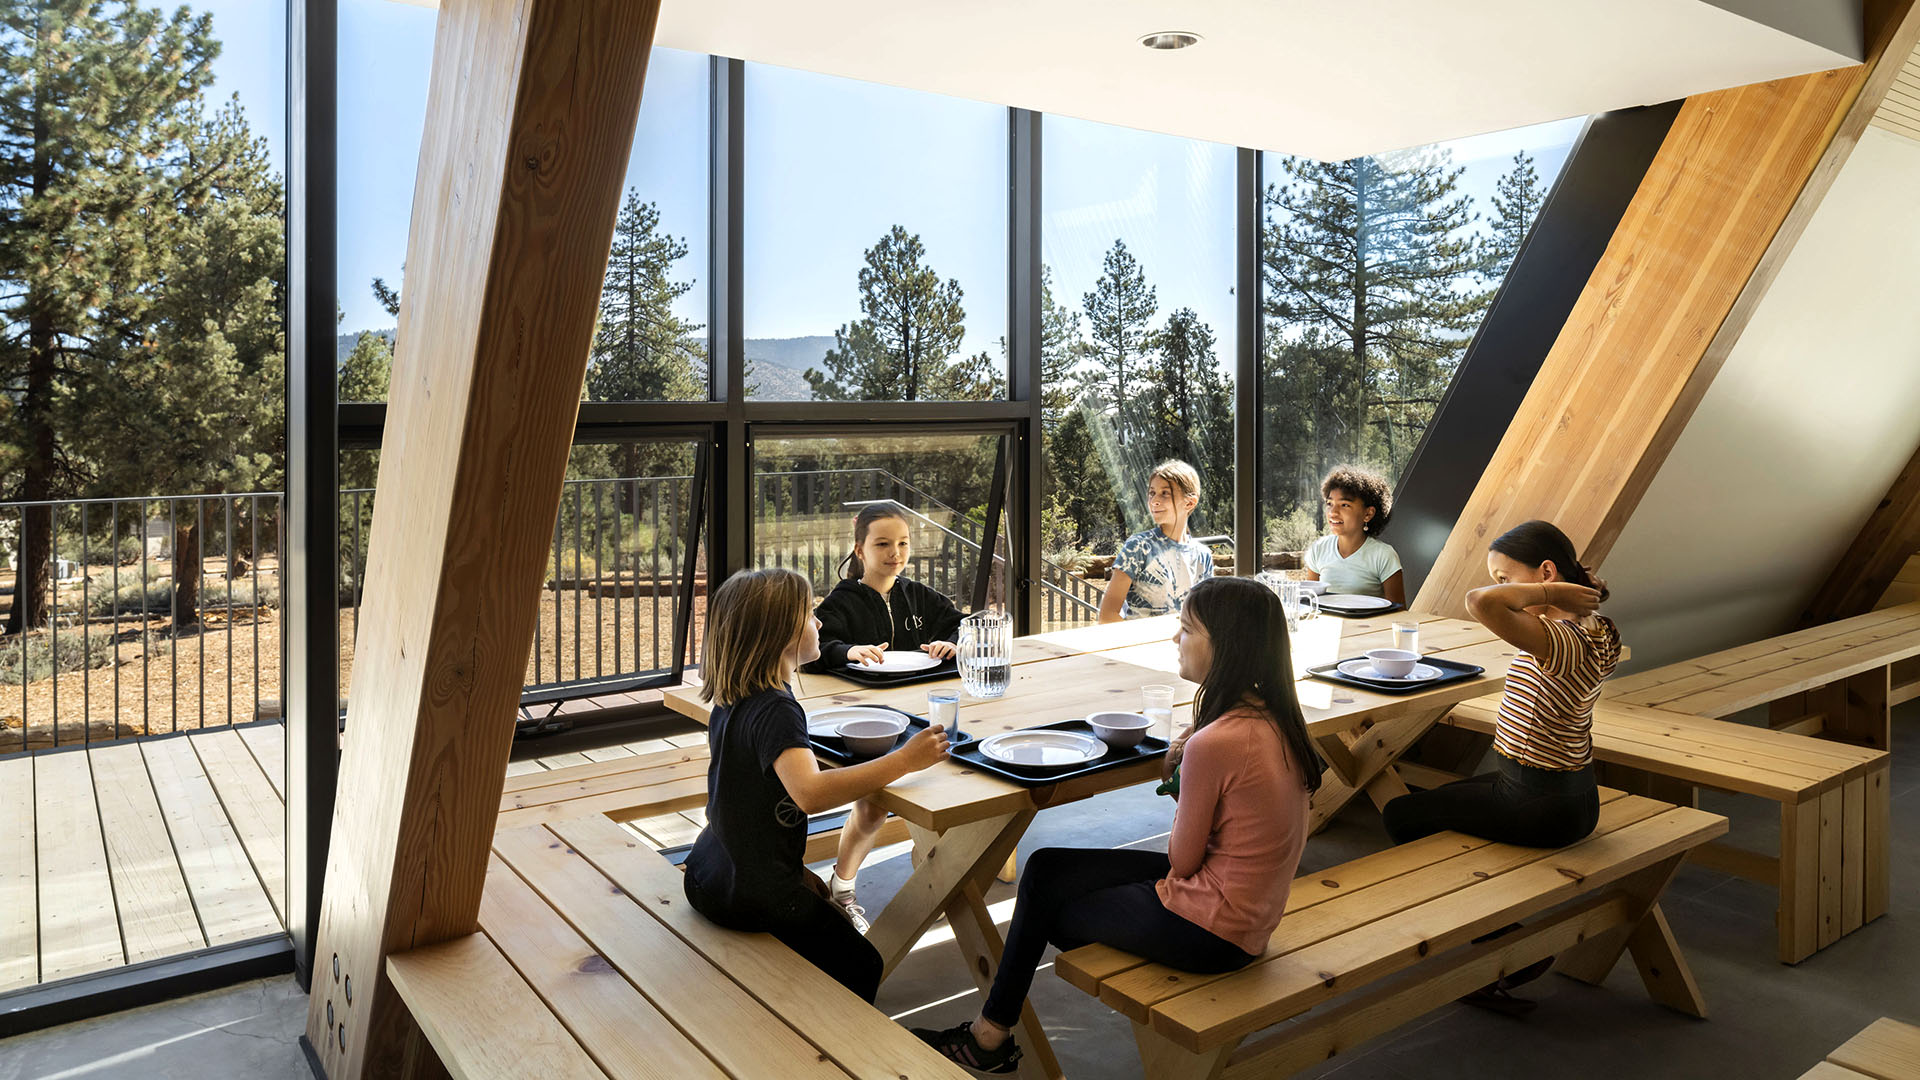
[[1087, 711, 1153, 749], [1364, 648, 1419, 678], [837, 716, 908, 757]]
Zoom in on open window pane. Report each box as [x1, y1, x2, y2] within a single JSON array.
[[750, 433, 1011, 615]]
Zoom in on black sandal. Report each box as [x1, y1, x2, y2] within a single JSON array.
[[1460, 985, 1539, 1017]]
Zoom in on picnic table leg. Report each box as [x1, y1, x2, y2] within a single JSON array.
[[1308, 705, 1450, 832], [1556, 853, 1707, 1017], [1132, 1021, 1235, 1080], [944, 877, 1065, 1080], [867, 810, 1033, 979]]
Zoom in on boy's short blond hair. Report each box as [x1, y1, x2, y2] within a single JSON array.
[[1150, 460, 1202, 503], [699, 568, 813, 706]]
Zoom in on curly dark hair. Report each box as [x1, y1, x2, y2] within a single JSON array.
[[1320, 466, 1393, 536]]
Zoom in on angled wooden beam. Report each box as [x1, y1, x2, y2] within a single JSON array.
[[303, 0, 661, 1076], [1800, 440, 1920, 625], [1414, 0, 1920, 618]]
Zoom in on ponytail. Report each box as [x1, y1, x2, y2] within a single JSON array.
[[1488, 520, 1610, 602]]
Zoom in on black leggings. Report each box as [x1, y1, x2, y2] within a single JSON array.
[[683, 873, 883, 1003], [1382, 754, 1600, 849], [981, 847, 1256, 1029]]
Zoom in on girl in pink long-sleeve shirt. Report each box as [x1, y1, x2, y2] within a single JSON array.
[[913, 576, 1324, 1074]]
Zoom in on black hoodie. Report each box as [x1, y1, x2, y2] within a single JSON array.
[[804, 577, 965, 672]]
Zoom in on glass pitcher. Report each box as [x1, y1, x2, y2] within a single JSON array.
[[1257, 571, 1319, 631], [957, 610, 1012, 699]]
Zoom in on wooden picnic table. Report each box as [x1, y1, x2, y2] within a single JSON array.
[[663, 610, 1517, 1080]]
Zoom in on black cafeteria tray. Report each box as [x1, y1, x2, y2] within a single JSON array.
[[833, 657, 959, 689], [947, 718, 1168, 788], [1306, 655, 1485, 695], [1315, 597, 1404, 619], [807, 704, 974, 765]]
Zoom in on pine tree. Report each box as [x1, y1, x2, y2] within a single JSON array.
[[586, 190, 705, 404], [1038, 265, 1081, 435], [1146, 308, 1232, 530], [1262, 148, 1489, 498], [0, 0, 221, 633], [1484, 151, 1544, 277], [338, 331, 393, 406], [1079, 239, 1157, 439], [77, 100, 286, 627], [806, 225, 984, 401]]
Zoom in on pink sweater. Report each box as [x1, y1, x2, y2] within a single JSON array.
[[1155, 706, 1311, 954]]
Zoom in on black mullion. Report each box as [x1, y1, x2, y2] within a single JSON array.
[[1008, 108, 1042, 633], [1235, 147, 1261, 578]]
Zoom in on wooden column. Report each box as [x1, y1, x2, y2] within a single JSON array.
[[304, 0, 661, 1076], [1414, 0, 1920, 618], [1800, 439, 1920, 624]]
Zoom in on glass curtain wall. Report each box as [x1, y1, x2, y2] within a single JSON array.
[[1257, 119, 1583, 558], [1041, 119, 1238, 621], [0, 0, 291, 997], [334, 0, 712, 701]]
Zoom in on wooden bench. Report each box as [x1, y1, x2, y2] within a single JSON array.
[[498, 741, 911, 861], [1055, 790, 1726, 1079], [1603, 600, 1920, 751], [1441, 696, 1890, 963], [1799, 1017, 1920, 1079], [382, 814, 969, 1079]]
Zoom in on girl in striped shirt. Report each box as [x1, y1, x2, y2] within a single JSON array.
[[1381, 520, 1618, 849]]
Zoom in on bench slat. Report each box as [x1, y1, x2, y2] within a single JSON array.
[[500, 754, 710, 815], [1087, 792, 1669, 1023], [1828, 1018, 1920, 1080], [547, 814, 972, 1080], [1146, 806, 1727, 1051], [1603, 605, 1918, 701], [493, 775, 708, 832], [477, 854, 726, 1080], [386, 934, 609, 1080], [491, 824, 856, 1080], [1614, 607, 1920, 716], [502, 744, 707, 796]]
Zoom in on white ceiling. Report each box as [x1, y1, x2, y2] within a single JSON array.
[[634, 0, 1862, 160]]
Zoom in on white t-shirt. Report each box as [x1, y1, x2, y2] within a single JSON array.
[[1305, 535, 1402, 598]]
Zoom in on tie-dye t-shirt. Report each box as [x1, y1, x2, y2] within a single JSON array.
[[1113, 526, 1214, 617]]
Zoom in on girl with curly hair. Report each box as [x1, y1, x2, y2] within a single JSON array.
[[1304, 465, 1405, 605]]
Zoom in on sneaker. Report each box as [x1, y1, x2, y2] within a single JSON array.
[[828, 873, 869, 934], [912, 1021, 1023, 1075]]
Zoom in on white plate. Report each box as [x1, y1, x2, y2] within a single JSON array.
[[806, 706, 905, 737], [1336, 658, 1444, 683], [847, 650, 943, 674], [1319, 593, 1396, 612], [978, 730, 1107, 768]]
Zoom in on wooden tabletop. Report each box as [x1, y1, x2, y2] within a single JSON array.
[[664, 611, 1515, 832]]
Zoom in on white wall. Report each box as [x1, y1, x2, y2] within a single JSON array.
[[1602, 127, 1920, 673]]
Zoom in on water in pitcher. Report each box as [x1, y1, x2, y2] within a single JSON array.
[[958, 610, 1012, 700]]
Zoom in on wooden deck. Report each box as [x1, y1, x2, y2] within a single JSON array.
[[2, 722, 710, 994], [1, 722, 289, 992]]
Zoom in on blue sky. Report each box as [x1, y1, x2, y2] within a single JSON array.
[[194, 0, 1581, 362]]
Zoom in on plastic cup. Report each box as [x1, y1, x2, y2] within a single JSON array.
[[1391, 620, 1420, 655], [928, 690, 960, 736], [1142, 684, 1176, 740]]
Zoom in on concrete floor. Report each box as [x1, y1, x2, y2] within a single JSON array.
[[4, 704, 1915, 1080]]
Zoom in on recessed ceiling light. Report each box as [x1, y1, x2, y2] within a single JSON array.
[[1139, 31, 1201, 50]]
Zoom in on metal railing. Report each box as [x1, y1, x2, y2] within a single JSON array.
[[2, 493, 283, 752], [4, 470, 1115, 750]]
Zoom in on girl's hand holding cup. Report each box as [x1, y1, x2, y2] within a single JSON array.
[[899, 724, 951, 769]]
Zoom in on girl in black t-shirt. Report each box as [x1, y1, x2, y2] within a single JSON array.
[[803, 503, 964, 927], [683, 567, 950, 1002]]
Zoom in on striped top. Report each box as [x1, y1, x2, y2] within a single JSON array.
[[1493, 615, 1622, 771]]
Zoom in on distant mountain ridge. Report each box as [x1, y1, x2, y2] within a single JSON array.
[[336, 329, 835, 400]]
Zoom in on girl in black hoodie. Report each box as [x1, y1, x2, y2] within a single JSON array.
[[804, 503, 964, 928]]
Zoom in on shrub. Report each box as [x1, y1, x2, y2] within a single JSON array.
[[0, 631, 167, 686]]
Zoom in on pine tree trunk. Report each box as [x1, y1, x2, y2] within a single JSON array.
[[172, 519, 202, 630], [7, 312, 60, 636]]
